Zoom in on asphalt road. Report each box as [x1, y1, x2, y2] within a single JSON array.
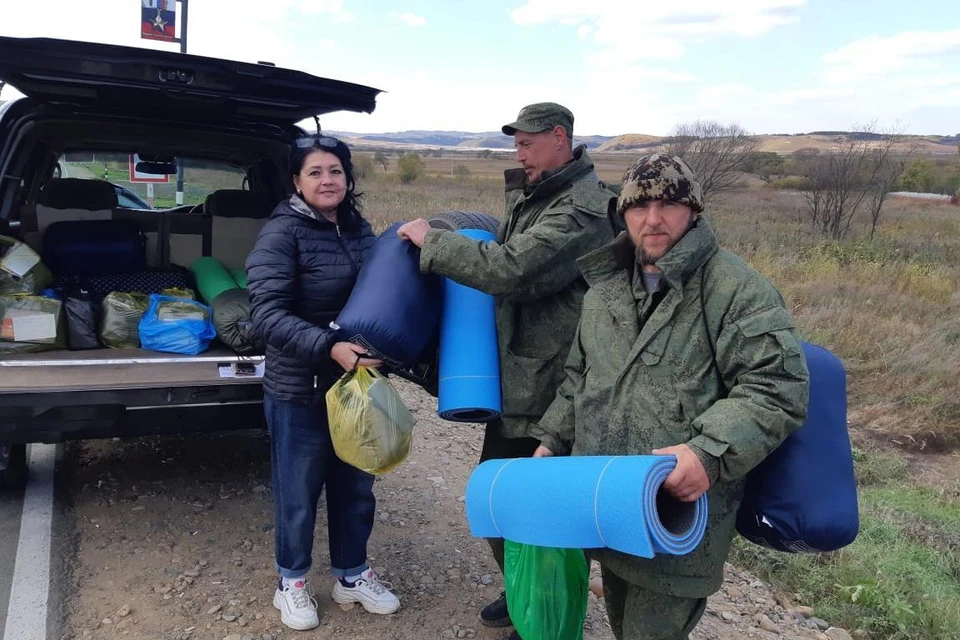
[[0, 481, 24, 639], [0, 444, 63, 640]]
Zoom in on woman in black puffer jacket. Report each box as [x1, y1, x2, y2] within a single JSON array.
[[246, 135, 399, 631]]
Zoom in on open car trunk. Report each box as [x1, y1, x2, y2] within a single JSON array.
[[0, 37, 383, 453]]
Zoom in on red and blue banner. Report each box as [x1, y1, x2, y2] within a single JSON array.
[[141, 0, 176, 42]]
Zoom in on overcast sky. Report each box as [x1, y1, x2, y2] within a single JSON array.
[[2, 0, 958, 136]]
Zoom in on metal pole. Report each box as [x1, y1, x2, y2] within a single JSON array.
[[175, 0, 188, 205], [179, 0, 188, 54]]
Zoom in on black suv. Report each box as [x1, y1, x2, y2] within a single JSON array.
[[0, 36, 381, 488]]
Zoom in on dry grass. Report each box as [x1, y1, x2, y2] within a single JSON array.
[[361, 170, 960, 454], [710, 190, 960, 452], [358, 173, 504, 233], [598, 132, 957, 156], [360, 169, 960, 637], [361, 150, 636, 187]]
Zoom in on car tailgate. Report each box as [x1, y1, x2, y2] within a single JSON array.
[[0, 36, 381, 124], [0, 347, 263, 394]]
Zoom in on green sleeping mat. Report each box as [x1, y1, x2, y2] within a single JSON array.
[[189, 257, 239, 304], [230, 267, 248, 289]]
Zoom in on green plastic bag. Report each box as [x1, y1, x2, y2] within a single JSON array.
[[504, 541, 589, 640], [0, 236, 52, 295], [0, 294, 65, 354], [326, 367, 414, 475], [100, 292, 149, 348]]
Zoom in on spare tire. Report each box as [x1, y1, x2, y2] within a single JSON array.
[[428, 211, 500, 235]]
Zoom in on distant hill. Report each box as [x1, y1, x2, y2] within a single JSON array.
[[345, 130, 498, 147], [330, 129, 616, 150], [597, 134, 662, 152], [598, 132, 959, 156], [328, 128, 957, 156]]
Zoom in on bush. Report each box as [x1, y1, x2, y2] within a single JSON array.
[[353, 153, 375, 180], [769, 176, 810, 190], [396, 153, 426, 184], [900, 158, 936, 193], [741, 151, 785, 181]]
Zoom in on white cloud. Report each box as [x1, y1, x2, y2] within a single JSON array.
[[821, 29, 960, 83], [3, 2, 958, 136], [389, 11, 427, 27], [823, 29, 960, 66], [511, 0, 806, 60], [584, 39, 684, 65], [509, 0, 806, 106], [580, 28, 960, 136], [0, 0, 349, 66]]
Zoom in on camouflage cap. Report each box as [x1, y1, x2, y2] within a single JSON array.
[[617, 154, 704, 214], [501, 102, 574, 137]]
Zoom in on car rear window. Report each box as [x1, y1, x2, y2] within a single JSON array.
[[55, 153, 247, 210]]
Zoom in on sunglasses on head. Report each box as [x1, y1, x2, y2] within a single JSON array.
[[295, 135, 341, 149]]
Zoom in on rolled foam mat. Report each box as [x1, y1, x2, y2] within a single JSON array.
[[437, 229, 502, 422], [230, 267, 248, 289], [466, 455, 708, 558], [189, 256, 239, 304]]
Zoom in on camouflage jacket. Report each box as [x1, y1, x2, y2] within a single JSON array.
[[533, 218, 809, 597], [420, 146, 617, 438]]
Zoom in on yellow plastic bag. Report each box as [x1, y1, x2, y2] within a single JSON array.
[[326, 367, 414, 475]]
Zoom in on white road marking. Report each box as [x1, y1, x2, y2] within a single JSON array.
[[4, 444, 56, 640]]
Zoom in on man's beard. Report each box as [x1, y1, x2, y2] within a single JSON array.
[[636, 246, 664, 266], [633, 215, 698, 267]]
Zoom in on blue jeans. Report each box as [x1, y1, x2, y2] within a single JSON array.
[[265, 392, 376, 579]]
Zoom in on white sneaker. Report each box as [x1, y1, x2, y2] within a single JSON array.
[[331, 569, 400, 614], [273, 579, 319, 630]]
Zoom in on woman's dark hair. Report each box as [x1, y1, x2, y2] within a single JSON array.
[[291, 135, 363, 223]]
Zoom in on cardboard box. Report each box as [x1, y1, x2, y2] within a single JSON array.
[[0, 240, 41, 279]]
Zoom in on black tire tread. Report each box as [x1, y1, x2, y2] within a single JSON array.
[[0, 443, 27, 492], [427, 211, 500, 235]]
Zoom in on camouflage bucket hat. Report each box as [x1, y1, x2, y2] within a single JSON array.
[[502, 102, 574, 137], [617, 154, 704, 215]]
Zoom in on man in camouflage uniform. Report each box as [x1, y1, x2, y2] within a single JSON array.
[[532, 155, 810, 640], [397, 103, 618, 635]]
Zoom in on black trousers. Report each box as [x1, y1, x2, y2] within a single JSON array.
[[478, 419, 540, 573]]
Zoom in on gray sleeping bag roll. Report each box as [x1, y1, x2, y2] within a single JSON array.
[[211, 288, 262, 355]]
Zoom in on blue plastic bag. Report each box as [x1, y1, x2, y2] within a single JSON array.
[[139, 294, 216, 355]]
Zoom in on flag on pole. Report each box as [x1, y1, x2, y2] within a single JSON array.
[[141, 0, 177, 42]]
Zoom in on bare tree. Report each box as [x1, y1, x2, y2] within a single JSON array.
[[663, 120, 760, 205], [800, 124, 913, 241], [374, 150, 389, 172], [865, 128, 918, 241]]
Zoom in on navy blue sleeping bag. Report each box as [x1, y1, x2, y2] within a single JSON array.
[[334, 222, 443, 368], [736, 342, 859, 552]]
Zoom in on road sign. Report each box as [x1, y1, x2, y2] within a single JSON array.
[[129, 154, 170, 183]]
